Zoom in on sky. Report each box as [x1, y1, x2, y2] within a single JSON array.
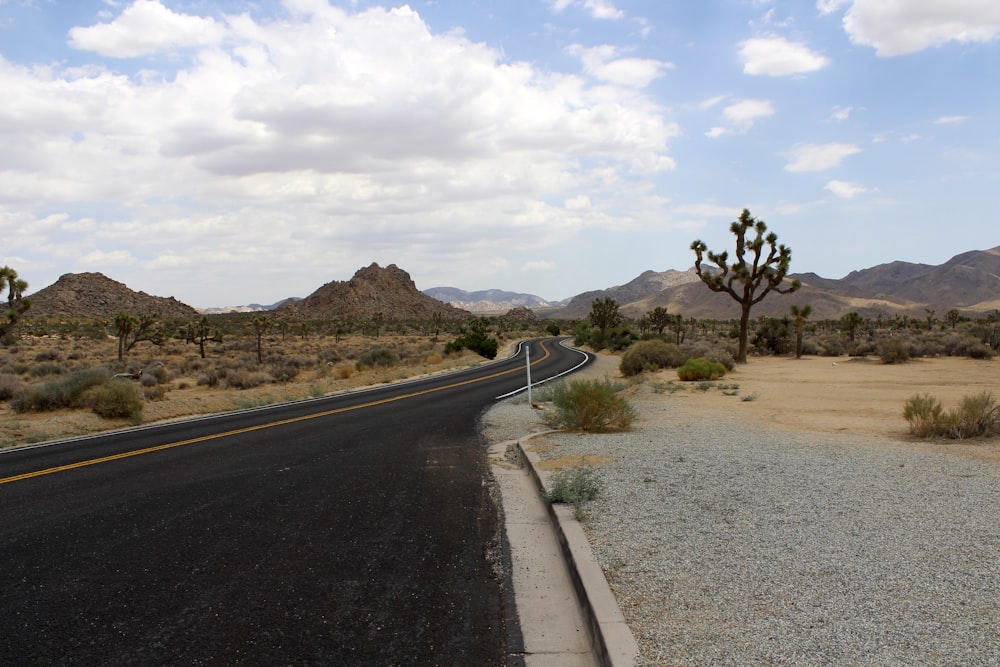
[[1, 0, 998, 308]]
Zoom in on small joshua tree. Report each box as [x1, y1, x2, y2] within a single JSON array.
[[185, 316, 223, 359], [790, 304, 812, 359], [114, 311, 164, 361], [691, 209, 800, 363], [588, 297, 621, 348]]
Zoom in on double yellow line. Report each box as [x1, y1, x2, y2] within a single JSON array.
[[1, 342, 551, 486]]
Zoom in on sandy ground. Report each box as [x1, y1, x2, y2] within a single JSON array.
[[575, 353, 1000, 463]]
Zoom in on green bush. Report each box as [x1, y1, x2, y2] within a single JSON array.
[[619, 339, 686, 377], [83, 381, 143, 421], [677, 358, 727, 381], [903, 391, 1000, 439], [12, 368, 110, 412], [445, 331, 498, 359], [355, 347, 401, 369], [548, 378, 637, 432]]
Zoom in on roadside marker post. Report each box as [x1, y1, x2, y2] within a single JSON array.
[[526, 345, 533, 407]]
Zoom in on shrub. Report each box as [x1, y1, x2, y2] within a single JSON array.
[[966, 343, 994, 360], [28, 362, 64, 378], [337, 364, 355, 379], [445, 331, 499, 359], [949, 392, 1000, 438], [677, 358, 727, 381], [879, 337, 911, 364], [356, 347, 401, 370], [224, 370, 271, 389], [903, 391, 1000, 439], [424, 353, 443, 365], [903, 394, 945, 438], [543, 466, 602, 517], [619, 340, 686, 377], [12, 368, 110, 412], [0, 374, 23, 401], [83, 381, 143, 421], [548, 378, 637, 432]]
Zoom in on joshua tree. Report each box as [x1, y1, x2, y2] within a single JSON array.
[[646, 306, 672, 336], [114, 311, 164, 360], [185, 316, 223, 359], [589, 297, 621, 347], [945, 309, 962, 329], [790, 304, 812, 359], [691, 209, 800, 363], [251, 315, 270, 363], [841, 311, 862, 342], [0, 266, 31, 342]]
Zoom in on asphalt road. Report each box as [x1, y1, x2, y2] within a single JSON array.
[[0, 338, 592, 666]]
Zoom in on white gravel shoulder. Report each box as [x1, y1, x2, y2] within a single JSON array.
[[480, 361, 1000, 666]]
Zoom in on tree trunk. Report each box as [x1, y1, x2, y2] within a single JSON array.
[[737, 304, 751, 363]]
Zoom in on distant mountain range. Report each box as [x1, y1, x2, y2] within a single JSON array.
[[551, 246, 1000, 320], [421, 287, 558, 313], [24, 246, 1000, 321]]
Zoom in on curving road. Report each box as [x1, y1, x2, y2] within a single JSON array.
[[0, 337, 592, 666]]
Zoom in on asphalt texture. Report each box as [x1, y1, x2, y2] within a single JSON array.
[[0, 338, 591, 666]]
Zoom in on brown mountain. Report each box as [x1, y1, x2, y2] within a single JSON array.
[[552, 246, 1000, 320], [27, 272, 200, 319], [280, 262, 470, 320]]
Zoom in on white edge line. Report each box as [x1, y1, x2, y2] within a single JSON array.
[[494, 340, 593, 400]]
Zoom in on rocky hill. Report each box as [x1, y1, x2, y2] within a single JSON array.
[[422, 287, 555, 314], [27, 272, 200, 319], [553, 246, 1000, 320], [279, 263, 470, 321]]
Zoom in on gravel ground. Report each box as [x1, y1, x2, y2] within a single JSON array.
[[480, 379, 1000, 666]]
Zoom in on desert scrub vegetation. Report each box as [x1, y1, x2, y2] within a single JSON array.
[[619, 339, 687, 377], [543, 465, 603, 519], [677, 358, 727, 381], [544, 378, 637, 432], [903, 391, 1000, 439], [11, 367, 142, 421]]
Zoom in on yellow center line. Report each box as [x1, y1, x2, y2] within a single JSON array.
[[1, 341, 552, 486]]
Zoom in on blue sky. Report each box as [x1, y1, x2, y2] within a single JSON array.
[[1, 0, 998, 308]]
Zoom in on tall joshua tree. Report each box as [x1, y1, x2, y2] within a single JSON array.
[[691, 209, 800, 363], [0, 266, 31, 341]]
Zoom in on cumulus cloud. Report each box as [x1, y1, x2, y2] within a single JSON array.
[[706, 98, 775, 136], [6, 2, 679, 303], [841, 0, 1000, 56], [739, 36, 830, 76], [785, 143, 861, 171], [68, 0, 225, 57], [824, 180, 868, 198], [568, 44, 672, 88], [550, 0, 624, 20]]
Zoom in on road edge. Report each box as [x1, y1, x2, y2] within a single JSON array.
[[516, 433, 639, 667]]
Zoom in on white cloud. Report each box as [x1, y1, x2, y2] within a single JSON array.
[[934, 115, 968, 125], [785, 143, 861, 171], [68, 0, 225, 57], [4, 3, 680, 304], [829, 105, 853, 122], [824, 179, 868, 198], [550, 0, 624, 20], [568, 44, 672, 88], [565, 194, 592, 210], [842, 0, 1000, 56], [816, 0, 850, 15], [739, 36, 830, 76], [706, 98, 775, 136]]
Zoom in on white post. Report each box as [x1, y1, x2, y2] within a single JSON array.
[[525, 345, 533, 407]]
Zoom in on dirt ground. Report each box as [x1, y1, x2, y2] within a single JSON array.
[[580, 352, 1000, 464]]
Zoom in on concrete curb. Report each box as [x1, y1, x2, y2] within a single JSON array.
[[516, 436, 639, 667]]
